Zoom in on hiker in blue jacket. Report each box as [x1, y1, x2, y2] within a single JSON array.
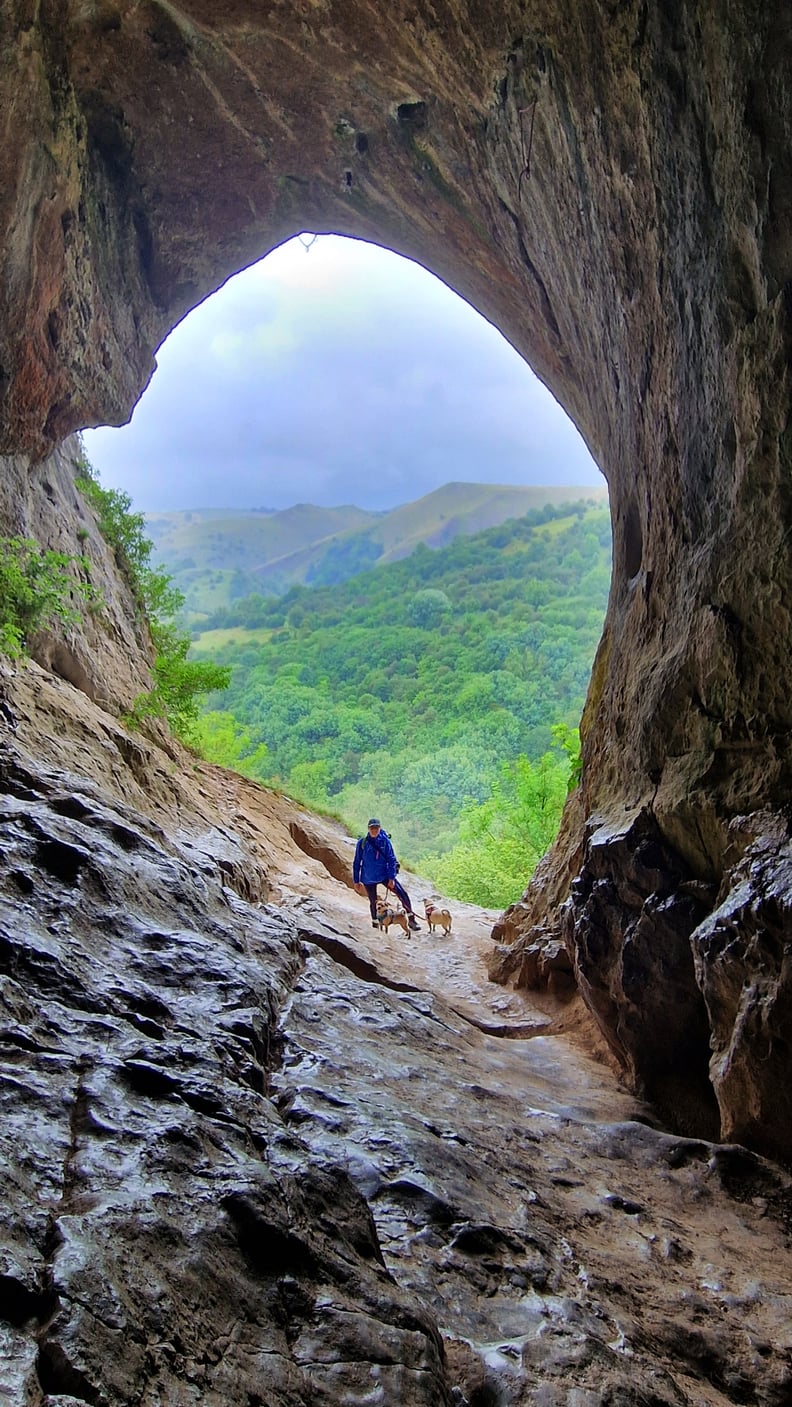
[[353, 819, 420, 930]]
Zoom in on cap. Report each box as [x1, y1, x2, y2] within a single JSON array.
[[367, 818, 381, 828]]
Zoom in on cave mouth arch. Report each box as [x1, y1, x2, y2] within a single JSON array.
[[82, 233, 604, 519], [82, 232, 612, 909]]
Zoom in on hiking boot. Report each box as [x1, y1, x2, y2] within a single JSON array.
[[371, 920, 380, 929], [408, 915, 420, 930]]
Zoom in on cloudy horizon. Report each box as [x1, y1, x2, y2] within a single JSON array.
[[83, 234, 603, 514]]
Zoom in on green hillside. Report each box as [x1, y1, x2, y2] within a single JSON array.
[[146, 503, 377, 617], [332, 481, 607, 564], [148, 481, 607, 620], [192, 498, 612, 900]]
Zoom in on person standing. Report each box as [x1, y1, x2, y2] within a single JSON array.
[[353, 819, 420, 930]]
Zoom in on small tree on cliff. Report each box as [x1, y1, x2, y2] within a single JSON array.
[[0, 536, 96, 658], [75, 449, 230, 744]]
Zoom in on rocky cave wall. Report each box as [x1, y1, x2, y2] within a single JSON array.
[[1, 1, 792, 1159]]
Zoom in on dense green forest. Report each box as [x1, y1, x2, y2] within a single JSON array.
[[191, 500, 611, 904]]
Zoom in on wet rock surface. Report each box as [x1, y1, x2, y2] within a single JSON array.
[[560, 810, 721, 1141], [2, 668, 792, 1406], [0, 745, 448, 1406], [275, 941, 792, 1406], [692, 823, 792, 1166]]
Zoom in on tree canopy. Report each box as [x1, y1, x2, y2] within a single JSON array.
[[191, 500, 611, 904]]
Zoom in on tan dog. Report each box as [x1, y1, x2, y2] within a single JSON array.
[[423, 899, 452, 935], [376, 898, 410, 936]]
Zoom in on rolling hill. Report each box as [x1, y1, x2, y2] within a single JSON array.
[[148, 481, 608, 619]]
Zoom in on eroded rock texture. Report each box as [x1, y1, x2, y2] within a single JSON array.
[[0, 754, 446, 1405], [0, 439, 152, 713], [1, 0, 792, 1195], [2, 665, 792, 1406]]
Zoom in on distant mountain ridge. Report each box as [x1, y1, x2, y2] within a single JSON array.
[[147, 481, 607, 619]]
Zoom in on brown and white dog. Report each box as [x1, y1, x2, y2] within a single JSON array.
[[423, 899, 452, 935], [376, 898, 410, 936]]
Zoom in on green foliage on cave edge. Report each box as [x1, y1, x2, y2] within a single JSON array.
[[0, 535, 97, 659], [75, 447, 230, 745]]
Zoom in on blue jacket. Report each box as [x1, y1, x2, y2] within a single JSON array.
[[354, 830, 398, 884]]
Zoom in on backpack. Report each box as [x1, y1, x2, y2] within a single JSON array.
[[360, 832, 400, 873]]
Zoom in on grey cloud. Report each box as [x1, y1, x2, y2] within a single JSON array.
[[83, 236, 602, 511]]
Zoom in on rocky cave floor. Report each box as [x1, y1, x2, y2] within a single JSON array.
[[1, 660, 792, 1407]]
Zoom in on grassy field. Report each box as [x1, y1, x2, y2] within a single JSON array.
[[192, 626, 276, 651]]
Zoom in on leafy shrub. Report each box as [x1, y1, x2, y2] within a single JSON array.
[[75, 455, 181, 620], [0, 536, 95, 658], [126, 621, 231, 743], [192, 710, 269, 775], [424, 743, 574, 907], [551, 721, 582, 792], [408, 587, 452, 627], [75, 451, 230, 743]]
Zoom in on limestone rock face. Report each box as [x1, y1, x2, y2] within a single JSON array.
[[0, 437, 153, 713], [1, 5, 792, 1153], [561, 810, 721, 1139], [0, 752, 446, 1406], [288, 813, 357, 891], [692, 820, 792, 1165], [2, 665, 792, 1406]]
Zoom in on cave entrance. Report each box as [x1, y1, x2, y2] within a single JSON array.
[[83, 233, 609, 909], [84, 234, 601, 515]]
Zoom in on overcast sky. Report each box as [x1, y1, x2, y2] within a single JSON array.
[[82, 234, 602, 513]]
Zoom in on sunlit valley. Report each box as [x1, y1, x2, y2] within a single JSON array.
[[164, 485, 611, 906]]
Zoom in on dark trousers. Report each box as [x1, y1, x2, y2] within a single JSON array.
[[363, 879, 414, 920]]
